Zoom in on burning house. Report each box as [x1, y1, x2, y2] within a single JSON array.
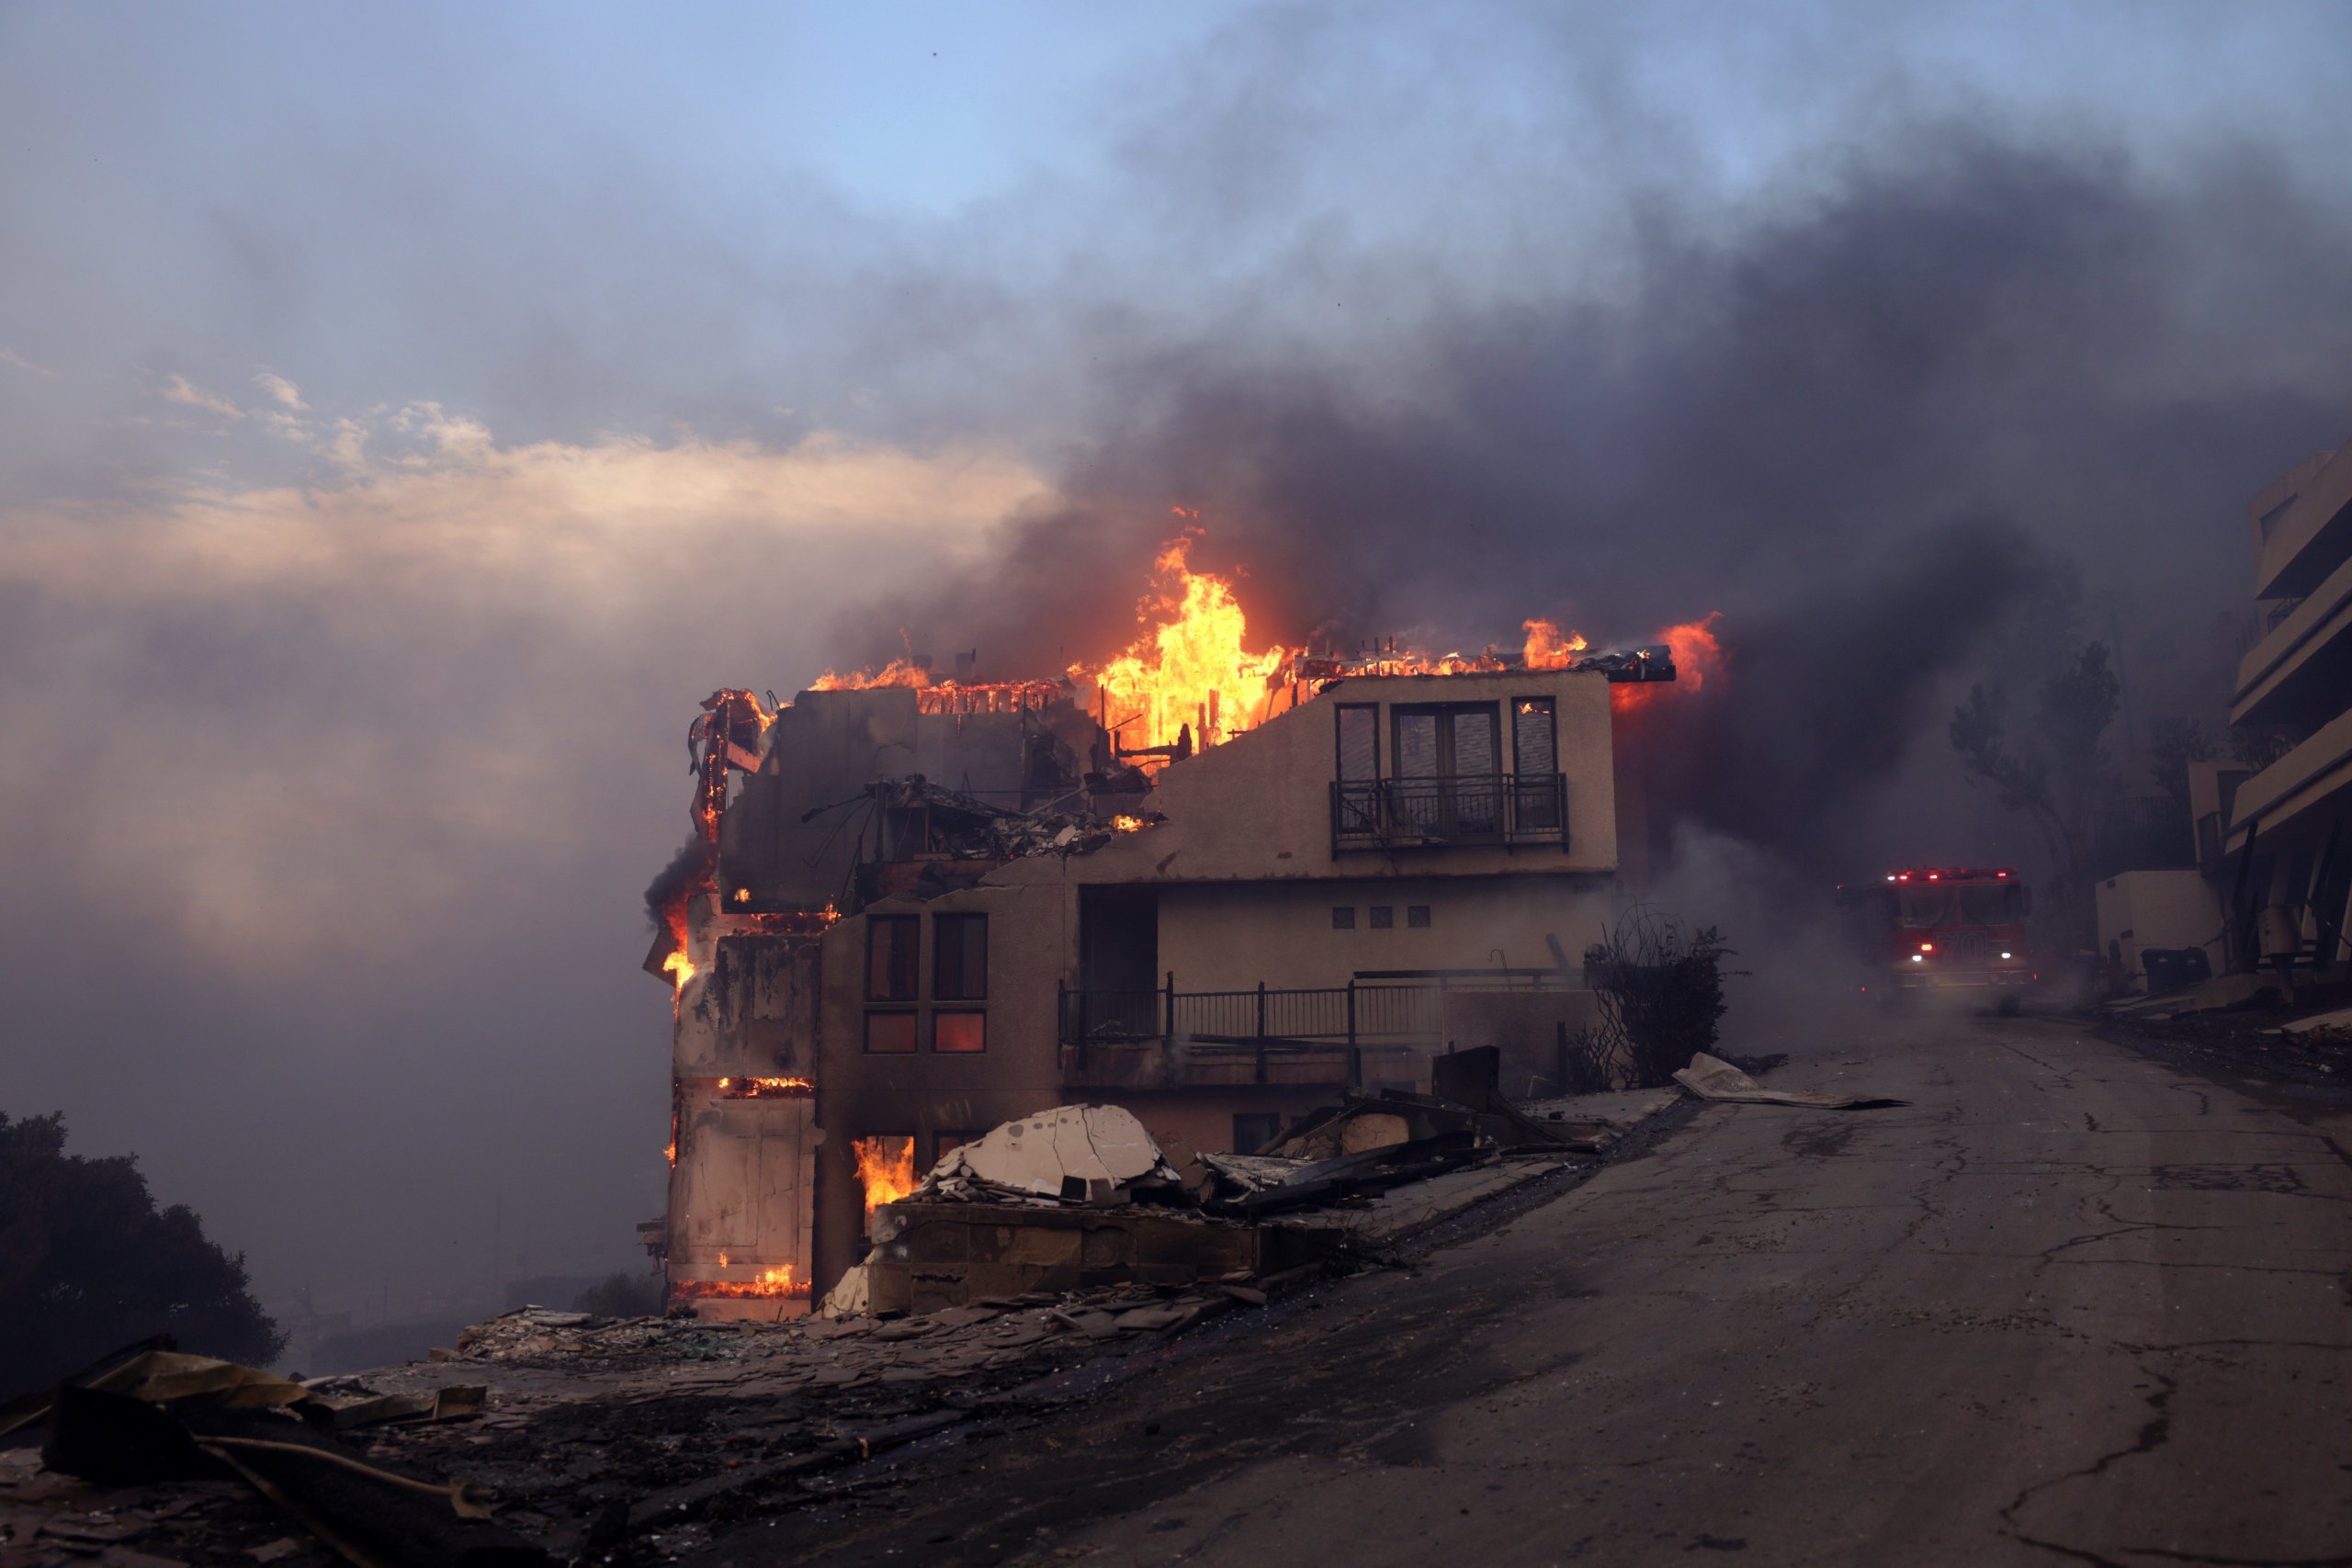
[[642, 539, 1702, 1314]]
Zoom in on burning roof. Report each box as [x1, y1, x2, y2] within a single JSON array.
[[802, 526, 1718, 771]]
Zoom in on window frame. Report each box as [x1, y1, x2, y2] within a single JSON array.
[[866, 915, 921, 1001], [933, 912, 989, 1001], [863, 1009, 919, 1054], [932, 1010, 988, 1054]]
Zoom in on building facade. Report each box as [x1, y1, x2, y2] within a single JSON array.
[[650, 660, 1660, 1314], [2221, 437, 2352, 974]]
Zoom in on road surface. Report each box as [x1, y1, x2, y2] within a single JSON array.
[[740, 1013, 2352, 1567]]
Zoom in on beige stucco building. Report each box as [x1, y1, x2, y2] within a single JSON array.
[[2219, 438, 2352, 973], [651, 659, 1660, 1314]]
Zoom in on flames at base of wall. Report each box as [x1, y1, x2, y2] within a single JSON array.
[[672, 1263, 808, 1300]]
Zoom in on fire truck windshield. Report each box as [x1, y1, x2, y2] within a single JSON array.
[[1897, 888, 1952, 927], [1959, 883, 2027, 924]]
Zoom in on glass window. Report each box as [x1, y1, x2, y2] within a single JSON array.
[[1958, 884, 2024, 924], [933, 913, 988, 1000], [1512, 697, 1560, 830], [1332, 906, 1356, 930], [866, 916, 919, 1000], [1336, 705, 1378, 781], [1407, 905, 1430, 928], [1896, 888, 1952, 928], [865, 1010, 917, 1053], [933, 1010, 987, 1053], [1369, 906, 1395, 929], [1512, 697, 1555, 776]]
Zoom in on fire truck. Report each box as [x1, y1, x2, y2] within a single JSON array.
[[1839, 867, 2035, 1011]]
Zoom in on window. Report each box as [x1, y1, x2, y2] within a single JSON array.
[[1232, 1113, 1283, 1155], [1407, 905, 1430, 928], [1331, 906, 1357, 930], [933, 913, 988, 1000], [864, 1010, 917, 1053], [1336, 704, 1379, 781], [1391, 704, 1502, 836], [1513, 697, 1559, 829], [933, 1010, 987, 1053], [1896, 888, 1952, 928], [933, 1131, 976, 1162], [866, 916, 919, 1000], [1958, 884, 2025, 924], [1369, 906, 1394, 929]]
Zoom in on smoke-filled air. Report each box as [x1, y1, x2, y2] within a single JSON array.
[[3, 0, 2347, 1367]]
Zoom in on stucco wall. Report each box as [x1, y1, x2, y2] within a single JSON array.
[[994, 669, 1619, 888], [1154, 874, 1618, 992]]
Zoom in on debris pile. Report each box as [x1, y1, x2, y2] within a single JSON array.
[[839, 1095, 1597, 1314], [869, 777, 1153, 863], [1672, 1052, 1907, 1110], [0, 1345, 539, 1567]]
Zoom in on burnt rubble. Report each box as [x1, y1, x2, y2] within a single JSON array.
[[0, 1081, 1694, 1566], [867, 776, 1153, 863]]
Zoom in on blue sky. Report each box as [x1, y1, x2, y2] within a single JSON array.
[[1, 1, 2346, 1317]]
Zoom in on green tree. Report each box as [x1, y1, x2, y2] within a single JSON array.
[[1950, 642, 2121, 945], [0, 1112, 284, 1392]]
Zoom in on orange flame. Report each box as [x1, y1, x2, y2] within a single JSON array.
[[1521, 618, 1589, 670], [853, 1134, 918, 1224], [810, 657, 933, 692], [662, 950, 696, 987], [1090, 531, 1290, 753], [715, 1075, 813, 1097], [1613, 614, 1724, 712], [1111, 814, 1145, 832], [673, 1263, 806, 1300]]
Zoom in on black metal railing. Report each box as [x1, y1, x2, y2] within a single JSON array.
[[1056, 978, 1443, 1049], [1056, 972, 1585, 1086], [1329, 772, 1566, 853]]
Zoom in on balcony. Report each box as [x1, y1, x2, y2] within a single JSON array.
[[2231, 544, 2352, 731], [1329, 773, 1566, 854], [1057, 980, 1447, 1089]]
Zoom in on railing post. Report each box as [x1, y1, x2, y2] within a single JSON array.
[[1256, 981, 1268, 1084], [1347, 979, 1362, 1089], [1164, 971, 1176, 1043]]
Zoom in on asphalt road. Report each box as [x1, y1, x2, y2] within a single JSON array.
[[742, 1014, 2352, 1567]]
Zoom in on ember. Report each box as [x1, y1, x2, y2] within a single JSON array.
[[853, 1134, 917, 1223], [716, 1075, 813, 1098]]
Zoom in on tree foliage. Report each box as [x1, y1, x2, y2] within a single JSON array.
[[0, 1111, 284, 1393], [1950, 641, 2120, 944]]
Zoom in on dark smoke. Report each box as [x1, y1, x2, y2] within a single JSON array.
[[642, 837, 715, 930], [842, 131, 2351, 877]]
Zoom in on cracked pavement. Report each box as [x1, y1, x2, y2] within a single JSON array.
[[726, 1014, 2352, 1567]]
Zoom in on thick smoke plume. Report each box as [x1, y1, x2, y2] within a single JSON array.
[[844, 133, 2351, 880]]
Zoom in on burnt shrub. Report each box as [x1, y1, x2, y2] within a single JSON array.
[[1581, 908, 1735, 1089]]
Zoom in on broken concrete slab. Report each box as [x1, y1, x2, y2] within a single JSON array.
[[1672, 1053, 1907, 1110], [936, 1104, 1170, 1201]]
